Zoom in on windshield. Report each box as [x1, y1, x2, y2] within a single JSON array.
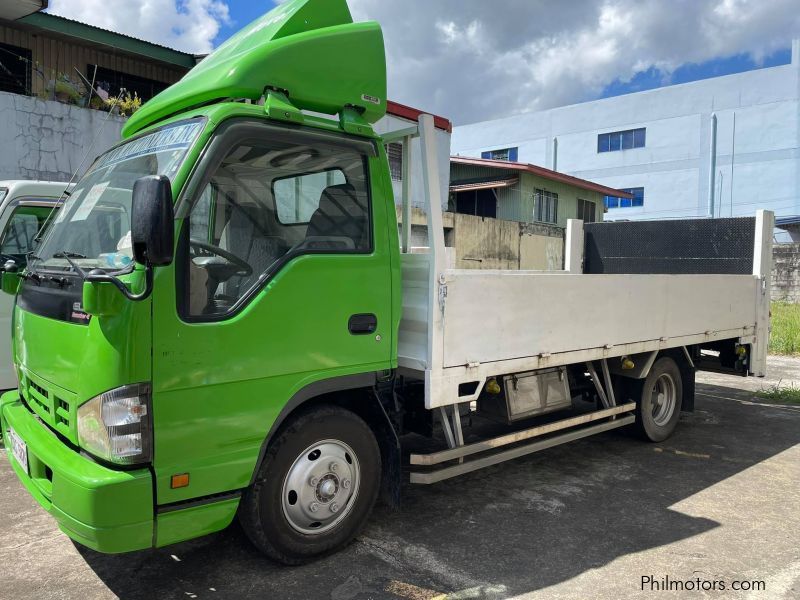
[[31, 119, 203, 272]]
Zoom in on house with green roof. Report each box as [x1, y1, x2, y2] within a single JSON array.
[[0, 0, 198, 181]]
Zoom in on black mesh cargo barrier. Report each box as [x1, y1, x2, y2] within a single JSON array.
[[583, 217, 756, 275]]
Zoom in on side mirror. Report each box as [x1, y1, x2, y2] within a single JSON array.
[[132, 175, 174, 266], [0, 259, 20, 296]]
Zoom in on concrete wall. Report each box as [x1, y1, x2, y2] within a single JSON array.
[[396, 206, 452, 250], [0, 91, 125, 182], [451, 214, 563, 270], [0, 94, 449, 188], [397, 206, 564, 271], [519, 221, 565, 270], [772, 243, 800, 302], [453, 40, 800, 231], [452, 213, 520, 269]]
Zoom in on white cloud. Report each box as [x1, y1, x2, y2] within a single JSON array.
[[45, 0, 800, 124], [47, 0, 231, 54], [347, 0, 800, 124]]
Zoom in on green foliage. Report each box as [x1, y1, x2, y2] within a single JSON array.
[[769, 302, 800, 355], [28, 59, 144, 117], [106, 92, 143, 117], [41, 69, 87, 106], [756, 382, 800, 404]]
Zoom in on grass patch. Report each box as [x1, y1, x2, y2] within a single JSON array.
[[756, 382, 800, 405], [769, 302, 800, 355]]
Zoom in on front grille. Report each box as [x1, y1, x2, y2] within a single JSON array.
[[28, 382, 51, 415], [30, 380, 48, 399], [20, 373, 78, 444], [56, 397, 70, 428]]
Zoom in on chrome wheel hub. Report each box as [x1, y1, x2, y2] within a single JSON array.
[[281, 439, 360, 535], [651, 373, 677, 427]]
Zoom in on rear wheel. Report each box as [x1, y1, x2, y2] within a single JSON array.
[[239, 405, 380, 564], [632, 356, 683, 442]]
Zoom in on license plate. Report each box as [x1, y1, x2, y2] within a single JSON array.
[[7, 427, 28, 475]]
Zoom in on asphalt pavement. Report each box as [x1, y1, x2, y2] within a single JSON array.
[[1, 361, 798, 600]]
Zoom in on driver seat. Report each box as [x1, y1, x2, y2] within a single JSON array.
[[219, 201, 284, 302], [304, 184, 368, 250]]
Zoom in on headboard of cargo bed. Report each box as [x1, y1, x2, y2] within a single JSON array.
[[583, 217, 756, 275]]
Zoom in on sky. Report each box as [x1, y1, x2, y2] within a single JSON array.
[[46, 0, 800, 126]]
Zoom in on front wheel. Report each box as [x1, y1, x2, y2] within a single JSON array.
[[632, 356, 683, 442], [239, 405, 381, 564]]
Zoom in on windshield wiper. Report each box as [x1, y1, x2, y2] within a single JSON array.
[[54, 250, 87, 259], [53, 250, 89, 278]]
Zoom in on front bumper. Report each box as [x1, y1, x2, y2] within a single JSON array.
[[1, 390, 153, 553]]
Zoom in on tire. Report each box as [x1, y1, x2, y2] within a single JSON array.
[[239, 404, 381, 565], [632, 356, 683, 442]]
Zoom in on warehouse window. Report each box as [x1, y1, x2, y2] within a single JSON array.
[[454, 190, 497, 218], [0, 42, 32, 95], [604, 187, 644, 209], [89, 65, 169, 102], [534, 189, 558, 223], [576, 198, 596, 222], [481, 147, 518, 161], [386, 142, 403, 182], [597, 128, 646, 153]]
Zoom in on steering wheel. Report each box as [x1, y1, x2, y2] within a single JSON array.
[[189, 239, 253, 279]]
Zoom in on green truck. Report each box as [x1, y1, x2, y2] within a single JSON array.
[[0, 0, 773, 565]]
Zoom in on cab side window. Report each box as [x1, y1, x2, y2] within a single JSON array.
[[0, 204, 55, 263], [184, 136, 371, 318]]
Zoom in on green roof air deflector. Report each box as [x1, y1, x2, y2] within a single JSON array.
[[122, 0, 387, 137]]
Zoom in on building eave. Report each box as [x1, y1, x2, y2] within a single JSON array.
[[450, 156, 633, 198], [16, 12, 196, 69], [450, 176, 519, 193]]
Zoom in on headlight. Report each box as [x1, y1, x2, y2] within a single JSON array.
[[77, 383, 152, 465]]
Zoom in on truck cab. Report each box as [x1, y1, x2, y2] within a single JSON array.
[[0, 0, 772, 566], [1, 0, 401, 562], [0, 180, 69, 389]]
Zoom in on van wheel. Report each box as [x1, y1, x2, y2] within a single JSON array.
[[239, 405, 380, 565], [632, 356, 683, 442]]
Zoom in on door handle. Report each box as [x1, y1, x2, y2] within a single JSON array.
[[348, 313, 377, 335]]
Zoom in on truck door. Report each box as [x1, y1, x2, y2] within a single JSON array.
[[0, 200, 57, 389], [150, 121, 395, 506]]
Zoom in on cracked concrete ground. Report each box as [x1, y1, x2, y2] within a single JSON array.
[[1, 358, 798, 600]]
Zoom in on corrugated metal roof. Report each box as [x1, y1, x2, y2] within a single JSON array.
[[451, 156, 633, 198], [18, 12, 196, 68], [450, 177, 518, 192]]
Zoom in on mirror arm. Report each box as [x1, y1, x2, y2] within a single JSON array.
[[86, 266, 154, 302]]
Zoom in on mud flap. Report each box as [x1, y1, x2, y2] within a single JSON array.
[[372, 388, 402, 509]]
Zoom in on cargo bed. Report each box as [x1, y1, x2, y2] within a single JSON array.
[[393, 116, 772, 410]]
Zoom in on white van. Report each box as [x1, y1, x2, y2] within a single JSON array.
[[0, 181, 71, 390]]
